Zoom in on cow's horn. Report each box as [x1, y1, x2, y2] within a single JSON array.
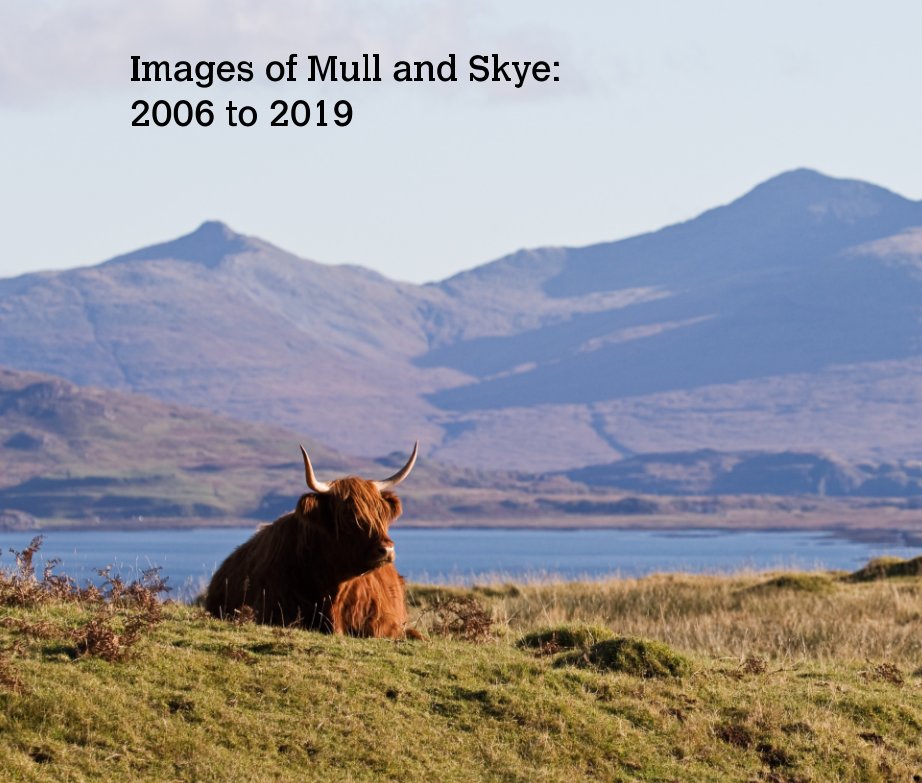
[[300, 445, 332, 494], [373, 441, 419, 491]]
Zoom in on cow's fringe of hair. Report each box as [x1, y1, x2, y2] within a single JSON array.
[[300, 477, 401, 540]]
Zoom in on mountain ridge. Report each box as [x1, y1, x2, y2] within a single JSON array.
[[1, 169, 920, 471], [434, 168, 922, 297]]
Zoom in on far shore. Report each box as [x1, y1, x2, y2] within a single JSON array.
[[3, 506, 921, 546]]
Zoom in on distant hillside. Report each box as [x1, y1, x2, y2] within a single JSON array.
[[0, 366, 376, 527], [565, 449, 922, 498], [1, 367, 920, 530], [1, 170, 921, 471], [0, 366, 609, 529]]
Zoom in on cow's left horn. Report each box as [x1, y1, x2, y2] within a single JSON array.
[[373, 441, 419, 491], [300, 445, 332, 494]]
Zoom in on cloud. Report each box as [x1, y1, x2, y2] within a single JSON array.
[[0, 0, 581, 106], [0, 0, 461, 103]]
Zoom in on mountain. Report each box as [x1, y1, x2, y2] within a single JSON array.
[[419, 169, 922, 467], [422, 169, 922, 405], [0, 221, 452, 458], [1, 170, 921, 472]]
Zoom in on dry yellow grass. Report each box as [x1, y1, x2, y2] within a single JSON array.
[[410, 567, 922, 666]]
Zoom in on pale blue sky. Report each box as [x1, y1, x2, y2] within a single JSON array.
[[1, 0, 920, 283]]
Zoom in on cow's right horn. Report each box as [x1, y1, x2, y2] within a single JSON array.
[[300, 445, 332, 494], [373, 441, 419, 491]]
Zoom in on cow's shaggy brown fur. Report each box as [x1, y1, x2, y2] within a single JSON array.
[[205, 476, 418, 637]]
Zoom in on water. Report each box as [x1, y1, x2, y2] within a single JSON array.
[[0, 527, 917, 601]]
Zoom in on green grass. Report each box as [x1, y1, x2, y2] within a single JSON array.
[[556, 636, 691, 678], [517, 624, 616, 652], [846, 555, 922, 582], [2, 564, 922, 782]]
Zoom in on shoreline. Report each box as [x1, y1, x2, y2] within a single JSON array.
[[3, 519, 921, 549]]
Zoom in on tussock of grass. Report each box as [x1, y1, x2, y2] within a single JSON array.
[[846, 555, 922, 582], [471, 583, 523, 599], [558, 636, 690, 678], [517, 624, 614, 654], [749, 572, 836, 593]]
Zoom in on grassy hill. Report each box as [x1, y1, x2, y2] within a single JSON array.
[[1, 547, 921, 781], [0, 366, 362, 527]]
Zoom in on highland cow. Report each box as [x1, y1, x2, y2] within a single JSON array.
[[205, 443, 420, 638]]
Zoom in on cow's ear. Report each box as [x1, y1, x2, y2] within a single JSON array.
[[380, 490, 402, 521]]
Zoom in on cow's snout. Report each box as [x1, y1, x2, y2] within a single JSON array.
[[376, 543, 396, 563]]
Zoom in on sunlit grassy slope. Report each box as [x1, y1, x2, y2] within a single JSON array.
[[1, 558, 921, 782]]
